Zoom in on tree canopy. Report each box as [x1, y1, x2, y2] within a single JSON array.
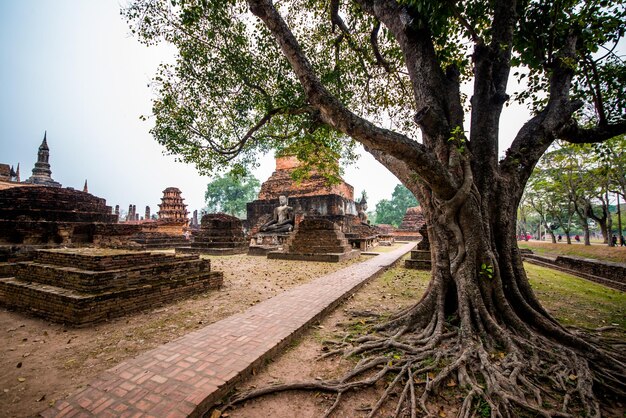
[[375, 184, 418, 226], [204, 171, 260, 218], [125, 0, 626, 416]]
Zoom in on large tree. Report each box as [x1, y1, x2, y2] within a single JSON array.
[[375, 184, 419, 226], [125, 0, 626, 416], [204, 171, 260, 218]]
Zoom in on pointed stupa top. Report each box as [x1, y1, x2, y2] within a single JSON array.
[[25, 131, 61, 187], [40, 131, 49, 150], [83, 179, 89, 193]]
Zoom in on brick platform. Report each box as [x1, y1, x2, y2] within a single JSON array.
[[40, 242, 415, 418], [0, 249, 223, 325]]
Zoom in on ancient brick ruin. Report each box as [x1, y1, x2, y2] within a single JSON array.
[[24, 133, 62, 188], [405, 223, 432, 270], [247, 156, 358, 233], [158, 187, 189, 223], [395, 206, 426, 240], [177, 213, 248, 255], [0, 185, 118, 252], [269, 217, 359, 262], [0, 248, 223, 325]]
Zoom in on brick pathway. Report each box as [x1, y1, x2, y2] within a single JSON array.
[[40, 243, 415, 418]]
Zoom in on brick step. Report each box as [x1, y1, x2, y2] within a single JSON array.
[[0, 271, 223, 325], [191, 239, 247, 246], [405, 259, 431, 270], [34, 250, 196, 271], [286, 245, 353, 254], [14, 258, 212, 292], [0, 208, 117, 223]]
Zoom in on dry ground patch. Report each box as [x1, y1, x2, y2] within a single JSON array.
[[223, 259, 625, 418], [0, 252, 363, 418]]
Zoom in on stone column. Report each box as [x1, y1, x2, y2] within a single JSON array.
[[127, 204, 133, 221], [145, 206, 151, 220], [193, 210, 198, 226]]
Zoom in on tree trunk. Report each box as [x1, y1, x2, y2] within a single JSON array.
[[583, 222, 591, 245]]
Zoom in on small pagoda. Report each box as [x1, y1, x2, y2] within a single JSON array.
[[24, 132, 62, 188], [158, 187, 189, 224]]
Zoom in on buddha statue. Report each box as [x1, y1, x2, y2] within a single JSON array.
[[260, 195, 295, 233]]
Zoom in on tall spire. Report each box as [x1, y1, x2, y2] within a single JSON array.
[[83, 179, 89, 193], [15, 163, 20, 182], [25, 131, 61, 187]]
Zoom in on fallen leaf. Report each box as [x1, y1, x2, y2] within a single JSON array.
[[37, 394, 46, 402], [209, 410, 222, 418], [22, 353, 30, 358], [446, 380, 457, 387], [16, 362, 22, 368], [17, 377, 26, 382], [568, 374, 577, 381]]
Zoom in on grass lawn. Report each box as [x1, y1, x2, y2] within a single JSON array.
[[525, 262, 625, 336], [518, 240, 626, 263]]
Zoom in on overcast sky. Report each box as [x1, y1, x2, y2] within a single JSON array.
[[0, 1, 531, 216]]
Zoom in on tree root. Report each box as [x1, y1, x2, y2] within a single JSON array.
[[221, 301, 624, 417]]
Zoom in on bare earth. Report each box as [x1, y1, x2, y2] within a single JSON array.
[[225, 254, 433, 418], [3, 244, 623, 417], [0, 252, 364, 418]]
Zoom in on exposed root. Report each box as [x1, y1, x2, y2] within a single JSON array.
[[221, 302, 625, 418]]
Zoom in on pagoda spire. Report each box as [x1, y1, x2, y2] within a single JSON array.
[[83, 179, 89, 193], [15, 163, 20, 182], [25, 131, 61, 187]]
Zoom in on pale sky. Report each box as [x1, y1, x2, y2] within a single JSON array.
[[0, 1, 529, 216]]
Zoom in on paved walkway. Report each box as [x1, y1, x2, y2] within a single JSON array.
[[41, 243, 415, 418]]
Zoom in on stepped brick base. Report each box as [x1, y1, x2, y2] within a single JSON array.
[[177, 213, 248, 255], [268, 250, 359, 262], [129, 232, 188, 249], [270, 217, 359, 263], [405, 249, 432, 270], [0, 248, 223, 325]]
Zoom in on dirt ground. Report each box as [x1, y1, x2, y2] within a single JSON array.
[[224, 255, 432, 418], [2, 245, 624, 418], [0, 251, 366, 418]]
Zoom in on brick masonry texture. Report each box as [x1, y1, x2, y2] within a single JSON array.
[[39, 242, 415, 418], [0, 249, 223, 325], [177, 213, 248, 255]]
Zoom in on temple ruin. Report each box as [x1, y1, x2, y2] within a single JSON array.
[[24, 132, 62, 188], [405, 223, 432, 270], [0, 248, 223, 325], [268, 217, 359, 262], [395, 206, 426, 240], [247, 156, 379, 254], [177, 213, 248, 255]]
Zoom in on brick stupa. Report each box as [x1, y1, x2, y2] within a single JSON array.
[[25, 132, 62, 188], [128, 187, 190, 249], [177, 213, 248, 255], [268, 217, 359, 262], [395, 206, 426, 240], [247, 156, 358, 233]]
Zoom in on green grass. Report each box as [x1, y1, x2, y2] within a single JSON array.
[[518, 241, 626, 263], [526, 262, 626, 334]]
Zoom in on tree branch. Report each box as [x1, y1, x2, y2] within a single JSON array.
[[559, 120, 626, 144], [247, 0, 457, 199]]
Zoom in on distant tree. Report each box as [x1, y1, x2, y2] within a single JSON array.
[[204, 172, 260, 218], [375, 184, 418, 226]]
